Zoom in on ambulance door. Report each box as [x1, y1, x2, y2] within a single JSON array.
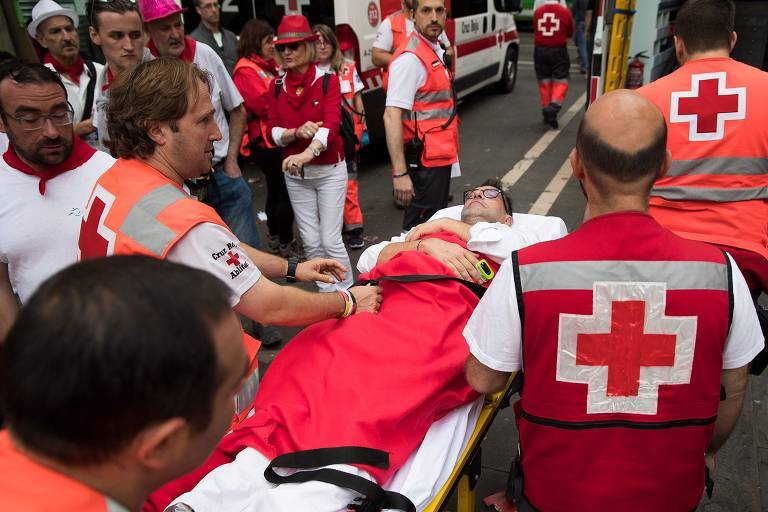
[[451, 0, 492, 95]]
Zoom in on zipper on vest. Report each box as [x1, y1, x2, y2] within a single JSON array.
[[519, 408, 717, 430]]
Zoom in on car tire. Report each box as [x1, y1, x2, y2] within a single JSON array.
[[497, 44, 518, 93]]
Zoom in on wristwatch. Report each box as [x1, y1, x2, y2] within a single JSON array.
[[286, 256, 299, 283], [309, 144, 321, 158]]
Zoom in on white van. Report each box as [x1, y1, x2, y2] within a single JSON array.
[[214, 0, 522, 138]]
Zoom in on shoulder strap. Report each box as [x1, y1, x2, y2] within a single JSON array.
[[359, 274, 486, 299], [81, 60, 97, 122], [274, 77, 283, 99], [322, 72, 331, 95]]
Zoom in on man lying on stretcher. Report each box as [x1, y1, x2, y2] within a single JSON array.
[[152, 180, 567, 512]]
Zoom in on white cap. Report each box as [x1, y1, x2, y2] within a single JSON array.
[[27, 0, 79, 38]]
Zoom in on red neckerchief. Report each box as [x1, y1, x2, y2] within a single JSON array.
[[284, 64, 317, 110], [250, 54, 278, 76], [147, 36, 197, 63], [44, 52, 85, 85], [2, 137, 96, 195], [101, 66, 116, 92]]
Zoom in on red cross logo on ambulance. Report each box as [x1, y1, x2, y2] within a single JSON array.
[[670, 72, 746, 142], [275, 0, 311, 15], [556, 282, 697, 415], [538, 12, 560, 37]]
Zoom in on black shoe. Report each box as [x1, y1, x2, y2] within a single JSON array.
[[347, 228, 365, 249], [255, 323, 283, 348], [542, 107, 558, 129], [447, 193, 454, 202]]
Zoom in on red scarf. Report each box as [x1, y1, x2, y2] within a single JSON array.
[[147, 36, 197, 63], [2, 137, 96, 195], [44, 52, 85, 85], [101, 66, 116, 92], [284, 64, 317, 110], [250, 54, 278, 76]]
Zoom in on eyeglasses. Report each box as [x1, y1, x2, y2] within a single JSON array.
[[275, 42, 301, 53], [463, 187, 510, 212], [314, 38, 329, 48], [0, 103, 75, 131]]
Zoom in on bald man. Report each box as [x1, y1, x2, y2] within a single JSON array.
[[464, 90, 764, 511]]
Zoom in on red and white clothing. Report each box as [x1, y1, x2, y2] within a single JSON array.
[[373, 14, 450, 54], [533, 0, 574, 47], [43, 55, 103, 125], [0, 141, 114, 303]]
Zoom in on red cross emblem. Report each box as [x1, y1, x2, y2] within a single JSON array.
[[670, 72, 746, 142], [78, 186, 116, 260], [537, 12, 560, 37], [557, 282, 697, 415], [225, 251, 241, 267], [275, 0, 310, 14]]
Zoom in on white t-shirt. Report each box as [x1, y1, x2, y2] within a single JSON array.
[[316, 62, 365, 95], [166, 222, 261, 307], [357, 204, 568, 273], [373, 16, 450, 53], [464, 253, 765, 374], [44, 60, 104, 148], [193, 42, 244, 163], [0, 150, 115, 303], [0, 133, 8, 155]]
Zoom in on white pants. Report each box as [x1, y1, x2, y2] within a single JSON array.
[[285, 168, 354, 290]]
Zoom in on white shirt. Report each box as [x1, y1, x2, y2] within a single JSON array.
[[373, 16, 450, 53], [357, 204, 568, 273], [0, 133, 8, 155], [166, 222, 261, 307], [316, 62, 365, 95], [44, 60, 104, 147], [192, 42, 244, 163], [465, 253, 765, 374], [0, 150, 115, 303]]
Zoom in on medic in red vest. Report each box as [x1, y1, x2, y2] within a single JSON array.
[[533, 0, 574, 129], [466, 90, 764, 512]]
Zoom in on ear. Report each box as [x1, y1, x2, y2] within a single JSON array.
[[147, 121, 168, 146], [730, 32, 737, 53], [570, 147, 584, 181], [502, 214, 513, 226], [658, 149, 671, 180], [134, 417, 189, 470], [673, 35, 685, 64], [35, 32, 49, 49], [89, 26, 101, 46]]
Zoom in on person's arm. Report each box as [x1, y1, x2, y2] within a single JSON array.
[[233, 67, 271, 120], [371, 19, 394, 68], [405, 218, 471, 243], [707, 365, 748, 459], [465, 354, 511, 394], [74, 119, 95, 137], [376, 236, 482, 282], [239, 243, 348, 284], [585, 5, 594, 36], [224, 104, 246, 177], [0, 263, 17, 341], [384, 106, 414, 205], [372, 47, 393, 68]]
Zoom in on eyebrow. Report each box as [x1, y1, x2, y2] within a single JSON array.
[[14, 101, 68, 114], [199, 108, 215, 120]]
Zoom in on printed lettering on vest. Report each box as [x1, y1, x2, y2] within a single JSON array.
[[557, 282, 697, 415], [538, 12, 560, 37], [670, 72, 746, 142], [79, 184, 117, 259]]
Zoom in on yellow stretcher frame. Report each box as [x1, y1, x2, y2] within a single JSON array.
[[423, 372, 520, 512]]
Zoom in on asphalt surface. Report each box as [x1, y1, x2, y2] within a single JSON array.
[[244, 31, 767, 512]]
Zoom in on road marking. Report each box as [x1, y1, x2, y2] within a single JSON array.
[[500, 92, 586, 190], [528, 157, 573, 215]]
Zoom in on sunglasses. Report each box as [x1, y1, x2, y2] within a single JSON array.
[[275, 42, 301, 53], [463, 187, 510, 212]]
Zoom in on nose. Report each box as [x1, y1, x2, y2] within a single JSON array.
[[171, 26, 184, 40], [212, 124, 223, 142], [41, 117, 61, 138]]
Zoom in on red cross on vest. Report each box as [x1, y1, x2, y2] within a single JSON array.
[[537, 12, 560, 37], [670, 71, 746, 142], [226, 251, 240, 267], [79, 186, 116, 259], [557, 282, 697, 415]]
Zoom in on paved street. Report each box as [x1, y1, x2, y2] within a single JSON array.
[[246, 31, 767, 512]]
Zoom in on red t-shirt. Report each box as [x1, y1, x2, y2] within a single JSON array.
[[534, 2, 574, 47]]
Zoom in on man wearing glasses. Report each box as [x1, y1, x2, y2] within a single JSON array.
[[0, 62, 115, 339], [190, 0, 238, 76]]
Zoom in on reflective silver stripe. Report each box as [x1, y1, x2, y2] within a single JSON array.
[[402, 107, 454, 121], [257, 70, 270, 79], [414, 90, 452, 103], [519, 260, 728, 293], [667, 157, 768, 177], [120, 184, 187, 256], [406, 36, 420, 51], [235, 369, 259, 416], [651, 185, 768, 202]]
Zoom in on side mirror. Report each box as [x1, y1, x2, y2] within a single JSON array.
[[494, 0, 523, 13]]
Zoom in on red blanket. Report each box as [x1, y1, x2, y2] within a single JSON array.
[[146, 232, 491, 511]]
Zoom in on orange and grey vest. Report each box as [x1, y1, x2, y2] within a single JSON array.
[[78, 158, 260, 425], [339, 61, 365, 150], [638, 57, 768, 262], [512, 211, 730, 511], [391, 33, 459, 168], [234, 57, 276, 149]]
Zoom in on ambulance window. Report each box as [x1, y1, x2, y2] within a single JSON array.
[[451, 0, 488, 18]]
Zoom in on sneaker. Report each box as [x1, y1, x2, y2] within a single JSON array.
[[279, 239, 302, 259], [267, 235, 280, 254], [255, 323, 283, 348], [347, 228, 365, 249]]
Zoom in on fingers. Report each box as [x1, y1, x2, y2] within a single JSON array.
[[405, 228, 422, 242]]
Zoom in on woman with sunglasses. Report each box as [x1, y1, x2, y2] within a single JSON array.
[[233, 19, 296, 258], [266, 15, 353, 291], [312, 23, 367, 251]]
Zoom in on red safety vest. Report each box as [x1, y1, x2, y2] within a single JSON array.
[[513, 211, 730, 512], [0, 431, 115, 511], [638, 57, 768, 262], [233, 57, 276, 149], [339, 61, 365, 150], [391, 33, 459, 168], [381, 11, 409, 89], [78, 159, 261, 425]]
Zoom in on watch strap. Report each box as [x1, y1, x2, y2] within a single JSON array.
[[286, 256, 299, 283]]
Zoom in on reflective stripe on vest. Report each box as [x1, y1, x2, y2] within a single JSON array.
[[652, 185, 768, 202], [667, 156, 768, 177], [120, 184, 187, 256], [402, 107, 454, 121]]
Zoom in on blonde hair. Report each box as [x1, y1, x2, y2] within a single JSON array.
[[312, 24, 344, 74], [273, 40, 315, 69]]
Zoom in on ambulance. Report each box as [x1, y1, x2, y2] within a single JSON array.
[[195, 0, 523, 139]]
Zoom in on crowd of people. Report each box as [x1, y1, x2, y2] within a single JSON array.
[[0, 0, 766, 511]]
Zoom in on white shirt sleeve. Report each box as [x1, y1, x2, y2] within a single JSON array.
[[356, 231, 410, 273], [312, 127, 330, 149], [439, 31, 450, 47], [463, 258, 523, 372], [722, 253, 765, 369], [373, 17, 394, 51], [199, 44, 244, 111], [166, 223, 261, 307], [467, 216, 568, 265], [353, 68, 365, 94], [385, 53, 427, 110]]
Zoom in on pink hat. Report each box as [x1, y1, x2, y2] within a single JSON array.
[[137, 0, 187, 23], [274, 15, 318, 45]]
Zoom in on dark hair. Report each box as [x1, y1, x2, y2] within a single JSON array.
[[0, 256, 233, 465], [88, 0, 142, 30], [107, 58, 212, 158], [0, 51, 17, 66], [479, 178, 512, 213], [675, 0, 735, 53], [576, 116, 667, 192], [237, 19, 275, 59], [0, 62, 66, 112]]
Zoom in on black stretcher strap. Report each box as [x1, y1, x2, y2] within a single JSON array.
[[359, 274, 486, 299], [264, 447, 416, 512]]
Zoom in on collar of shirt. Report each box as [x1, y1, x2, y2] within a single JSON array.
[[44, 52, 85, 85]]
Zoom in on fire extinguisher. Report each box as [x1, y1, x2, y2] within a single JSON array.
[[626, 52, 648, 89]]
